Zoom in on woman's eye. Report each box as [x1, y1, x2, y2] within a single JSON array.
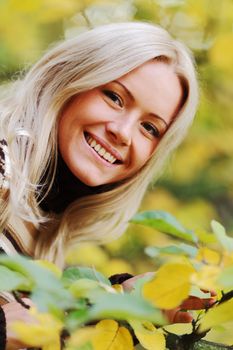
[[141, 122, 160, 138], [103, 90, 123, 107]]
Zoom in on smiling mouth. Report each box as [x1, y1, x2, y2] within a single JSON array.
[[84, 132, 122, 165]]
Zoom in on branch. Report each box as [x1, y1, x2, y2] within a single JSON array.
[[192, 340, 233, 350], [166, 333, 233, 350]]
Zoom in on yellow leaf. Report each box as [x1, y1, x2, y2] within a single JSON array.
[[92, 319, 134, 350], [195, 229, 217, 245], [66, 326, 97, 350], [164, 323, 192, 335], [199, 299, 233, 332], [12, 307, 63, 350], [191, 265, 221, 291], [143, 263, 194, 309], [196, 248, 221, 265], [130, 320, 166, 350]]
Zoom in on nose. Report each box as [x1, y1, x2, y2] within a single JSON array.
[[106, 116, 135, 146]]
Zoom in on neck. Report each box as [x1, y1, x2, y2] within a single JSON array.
[[39, 153, 115, 214]]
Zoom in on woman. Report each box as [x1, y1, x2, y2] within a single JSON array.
[[0, 22, 200, 349]]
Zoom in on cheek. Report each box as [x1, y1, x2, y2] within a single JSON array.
[[134, 140, 156, 169], [58, 113, 76, 144]]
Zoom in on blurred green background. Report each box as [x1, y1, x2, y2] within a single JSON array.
[[1, 0, 233, 273]]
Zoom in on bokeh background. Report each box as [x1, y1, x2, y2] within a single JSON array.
[[1, 0, 233, 289]]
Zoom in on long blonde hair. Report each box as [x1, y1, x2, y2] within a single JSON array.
[[0, 22, 198, 266]]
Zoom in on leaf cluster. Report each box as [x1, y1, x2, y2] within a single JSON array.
[[1, 211, 233, 349]]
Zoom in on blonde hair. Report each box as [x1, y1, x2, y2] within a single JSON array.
[[0, 22, 198, 266]]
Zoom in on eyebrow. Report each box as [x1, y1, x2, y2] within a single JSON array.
[[113, 80, 169, 128]]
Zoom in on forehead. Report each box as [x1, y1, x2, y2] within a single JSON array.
[[117, 60, 183, 123]]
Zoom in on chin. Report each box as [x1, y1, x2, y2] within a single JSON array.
[[83, 179, 104, 187], [76, 173, 106, 187]]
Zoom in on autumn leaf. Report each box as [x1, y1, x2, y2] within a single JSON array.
[[196, 247, 221, 265], [191, 265, 221, 291], [130, 319, 166, 350], [199, 299, 233, 332], [66, 326, 97, 350], [12, 307, 63, 350], [143, 263, 194, 309], [92, 319, 134, 350]]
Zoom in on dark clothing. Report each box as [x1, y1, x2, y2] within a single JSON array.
[[39, 153, 117, 214]]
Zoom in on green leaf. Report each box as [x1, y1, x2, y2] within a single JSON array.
[[131, 211, 197, 243], [0, 254, 62, 291], [31, 287, 75, 313], [0, 254, 35, 286], [218, 266, 233, 288], [0, 265, 33, 291], [69, 278, 104, 298], [0, 254, 75, 311], [211, 220, 233, 252], [65, 308, 91, 332], [89, 292, 165, 325], [145, 243, 197, 258], [62, 266, 110, 288]]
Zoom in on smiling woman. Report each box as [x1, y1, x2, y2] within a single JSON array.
[[58, 61, 183, 186], [0, 21, 198, 349]]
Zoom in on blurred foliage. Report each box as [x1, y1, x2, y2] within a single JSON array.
[[2, 213, 233, 348], [1, 0, 233, 328]]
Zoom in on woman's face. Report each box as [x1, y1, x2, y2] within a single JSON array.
[[58, 60, 183, 186]]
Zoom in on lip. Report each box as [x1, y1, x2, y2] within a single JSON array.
[[84, 131, 124, 163]]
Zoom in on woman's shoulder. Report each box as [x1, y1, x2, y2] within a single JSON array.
[[0, 139, 10, 192]]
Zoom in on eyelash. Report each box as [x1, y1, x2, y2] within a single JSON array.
[[103, 90, 123, 107], [141, 122, 160, 138], [103, 89, 161, 138]]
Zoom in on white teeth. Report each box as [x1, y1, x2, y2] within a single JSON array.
[[90, 139, 96, 147], [103, 152, 111, 161], [86, 135, 117, 164], [109, 155, 115, 163], [99, 148, 105, 156], [94, 144, 101, 152]]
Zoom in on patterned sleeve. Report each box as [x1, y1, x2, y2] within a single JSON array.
[[0, 306, 6, 350], [0, 140, 10, 191]]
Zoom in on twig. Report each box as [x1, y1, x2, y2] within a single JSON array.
[[12, 291, 30, 309]]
